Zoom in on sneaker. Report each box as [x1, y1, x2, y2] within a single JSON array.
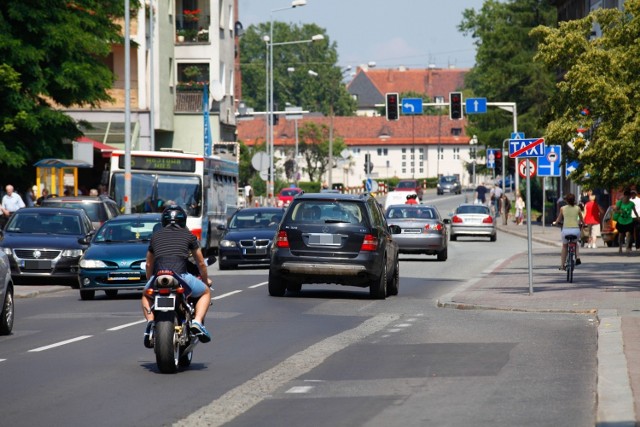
[[143, 321, 155, 349], [575, 258, 582, 266], [190, 320, 211, 343]]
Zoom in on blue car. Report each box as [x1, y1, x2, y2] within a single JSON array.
[[78, 214, 161, 300]]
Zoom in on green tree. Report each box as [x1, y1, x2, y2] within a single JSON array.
[[531, 2, 640, 189], [297, 122, 347, 182], [0, 1, 133, 183], [239, 21, 356, 117], [458, 0, 557, 150]]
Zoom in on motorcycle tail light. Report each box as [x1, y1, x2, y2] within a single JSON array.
[[361, 234, 378, 251], [145, 289, 155, 297], [176, 287, 185, 294], [482, 216, 494, 224], [276, 230, 289, 248], [158, 288, 171, 295]]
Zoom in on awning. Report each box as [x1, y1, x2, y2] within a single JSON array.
[[75, 136, 118, 156], [33, 158, 93, 168]]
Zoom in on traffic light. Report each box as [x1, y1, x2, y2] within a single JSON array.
[[495, 149, 503, 175], [364, 153, 373, 174], [449, 92, 463, 120], [385, 93, 399, 121]]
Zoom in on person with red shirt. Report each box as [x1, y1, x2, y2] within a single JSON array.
[[583, 193, 603, 249], [405, 194, 419, 205]]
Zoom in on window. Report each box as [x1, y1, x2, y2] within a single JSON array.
[[376, 148, 388, 156], [451, 128, 462, 136], [453, 147, 460, 160], [419, 168, 424, 174]]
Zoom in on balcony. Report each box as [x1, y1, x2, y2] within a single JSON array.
[[175, 86, 204, 112]]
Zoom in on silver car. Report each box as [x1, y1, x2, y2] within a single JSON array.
[[0, 252, 14, 334], [385, 204, 448, 261], [447, 203, 497, 242]]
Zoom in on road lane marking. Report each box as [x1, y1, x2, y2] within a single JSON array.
[[286, 386, 313, 394], [174, 314, 399, 427], [249, 282, 267, 289], [107, 319, 147, 331], [0, 359, 6, 363], [212, 290, 242, 300], [28, 335, 93, 352]]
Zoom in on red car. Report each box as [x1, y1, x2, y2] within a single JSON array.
[[394, 180, 424, 200], [277, 187, 303, 206]]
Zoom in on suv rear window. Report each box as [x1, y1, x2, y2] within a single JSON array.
[[287, 200, 364, 224]]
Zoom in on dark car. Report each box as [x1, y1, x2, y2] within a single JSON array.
[[218, 207, 285, 270], [0, 207, 94, 285], [40, 196, 120, 230], [78, 213, 161, 300], [437, 175, 462, 195], [269, 193, 400, 299], [385, 204, 448, 261]]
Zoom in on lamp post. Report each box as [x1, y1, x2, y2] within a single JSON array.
[[470, 135, 478, 189]]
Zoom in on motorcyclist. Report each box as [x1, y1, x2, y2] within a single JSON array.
[[141, 205, 212, 346]]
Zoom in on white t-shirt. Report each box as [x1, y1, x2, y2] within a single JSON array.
[[631, 196, 640, 218]]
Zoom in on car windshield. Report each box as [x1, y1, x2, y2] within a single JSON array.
[[44, 201, 106, 222], [386, 206, 437, 220], [288, 201, 364, 224], [94, 219, 160, 243], [396, 181, 417, 189], [7, 212, 82, 235], [440, 176, 457, 183], [229, 211, 282, 229], [457, 205, 490, 215]]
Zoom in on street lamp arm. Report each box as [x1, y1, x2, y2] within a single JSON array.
[[270, 34, 324, 47]]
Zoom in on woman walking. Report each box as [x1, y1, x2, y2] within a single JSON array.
[[613, 190, 638, 254]]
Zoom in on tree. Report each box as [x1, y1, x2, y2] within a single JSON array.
[[458, 0, 556, 149], [531, 2, 640, 189], [297, 122, 347, 182], [0, 1, 133, 184], [239, 21, 357, 117]]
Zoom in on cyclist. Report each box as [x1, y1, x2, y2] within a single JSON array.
[[141, 205, 212, 346], [552, 193, 584, 270]]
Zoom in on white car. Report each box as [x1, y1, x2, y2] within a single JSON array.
[[384, 191, 418, 210]]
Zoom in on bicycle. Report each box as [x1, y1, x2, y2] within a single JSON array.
[[564, 234, 579, 283]]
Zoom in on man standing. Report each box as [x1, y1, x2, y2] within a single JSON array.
[[475, 182, 489, 205], [492, 184, 503, 217], [2, 185, 25, 219]]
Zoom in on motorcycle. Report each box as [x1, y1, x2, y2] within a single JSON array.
[[143, 256, 215, 374]]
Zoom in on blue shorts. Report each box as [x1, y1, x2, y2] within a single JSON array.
[[144, 273, 207, 298]]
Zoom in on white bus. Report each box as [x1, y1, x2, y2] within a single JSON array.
[[108, 150, 239, 253]]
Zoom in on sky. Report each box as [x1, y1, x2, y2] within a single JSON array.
[[238, 0, 487, 72]]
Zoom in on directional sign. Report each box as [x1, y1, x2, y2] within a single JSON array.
[[566, 160, 579, 178], [518, 158, 537, 178], [465, 98, 487, 114], [509, 137, 546, 158], [538, 145, 561, 177], [486, 148, 496, 169], [401, 98, 423, 115]]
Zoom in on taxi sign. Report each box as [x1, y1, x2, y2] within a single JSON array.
[[509, 137, 546, 158]]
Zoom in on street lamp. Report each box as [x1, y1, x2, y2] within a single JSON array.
[[470, 135, 478, 189]]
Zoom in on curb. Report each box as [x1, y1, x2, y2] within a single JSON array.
[[14, 286, 69, 299]]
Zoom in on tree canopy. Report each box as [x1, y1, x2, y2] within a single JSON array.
[[0, 1, 131, 184], [531, 1, 640, 189], [297, 122, 347, 183], [458, 0, 557, 152]]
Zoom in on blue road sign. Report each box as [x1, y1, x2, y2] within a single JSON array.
[[509, 137, 546, 158], [538, 145, 562, 177], [401, 98, 423, 115], [566, 160, 579, 178], [486, 148, 496, 169], [365, 178, 373, 192], [511, 132, 525, 140], [465, 98, 487, 114]]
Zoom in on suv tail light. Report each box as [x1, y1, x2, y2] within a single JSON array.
[[276, 230, 289, 248], [361, 234, 378, 251], [452, 215, 463, 223], [482, 216, 494, 224]]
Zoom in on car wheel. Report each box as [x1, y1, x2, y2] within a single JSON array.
[[490, 234, 497, 242], [218, 262, 230, 271], [286, 282, 302, 293], [105, 290, 118, 298], [437, 247, 448, 261], [268, 268, 286, 297], [0, 286, 14, 335], [80, 290, 95, 300], [387, 257, 399, 296], [450, 234, 457, 242], [369, 258, 387, 300]]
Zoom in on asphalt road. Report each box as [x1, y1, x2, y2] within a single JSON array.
[[0, 192, 597, 426]]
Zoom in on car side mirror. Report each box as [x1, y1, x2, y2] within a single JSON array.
[[388, 224, 401, 234], [443, 218, 451, 225], [216, 223, 226, 231]]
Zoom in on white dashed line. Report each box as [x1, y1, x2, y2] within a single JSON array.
[[0, 359, 6, 363], [212, 290, 242, 300], [28, 335, 93, 352], [286, 386, 314, 394], [249, 282, 267, 289], [107, 319, 147, 331]]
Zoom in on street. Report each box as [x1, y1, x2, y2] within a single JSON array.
[[0, 192, 597, 426]]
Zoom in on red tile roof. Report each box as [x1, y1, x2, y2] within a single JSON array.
[[238, 116, 469, 148], [354, 67, 468, 100]]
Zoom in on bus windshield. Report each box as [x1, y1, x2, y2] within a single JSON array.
[[111, 172, 202, 216]]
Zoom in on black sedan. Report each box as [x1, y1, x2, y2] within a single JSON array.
[[218, 207, 285, 270], [0, 207, 94, 285]]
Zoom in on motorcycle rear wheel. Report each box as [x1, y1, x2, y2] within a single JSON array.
[[155, 317, 179, 374]]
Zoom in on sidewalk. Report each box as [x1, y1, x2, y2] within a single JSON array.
[[438, 220, 639, 426]]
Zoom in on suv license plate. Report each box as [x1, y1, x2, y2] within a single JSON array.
[[309, 233, 341, 246]]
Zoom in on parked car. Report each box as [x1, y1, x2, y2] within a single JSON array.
[[40, 196, 120, 230], [218, 207, 285, 270], [385, 204, 448, 261], [394, 179, 424, 200], [277, 187, 303, 207], [78, 213, 161, 300], [269, 192, 400, 299], [601, 205, 618, 247], [0, 207, 94, 285], [437, 175, 462, 195], [448, 203, 497, 242], [0, 251, 14, 335]]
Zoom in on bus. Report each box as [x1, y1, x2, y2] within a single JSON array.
[[108, 149, 239, 254]]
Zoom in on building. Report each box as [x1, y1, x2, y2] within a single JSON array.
[[61, 0, 238, 163]]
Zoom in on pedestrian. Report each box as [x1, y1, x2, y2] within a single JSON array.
[[552, 193, 584, 269], [1, 184, 25, 228], [89, 188, 99, 197], [475, 182, 489, 205], [405, 193, 419, 205], [25, 185, 37, 207], [583, 193, 603, 249], [515, 192, 525, 225], [36, 188, 51, 206], [244, 183, 253, 206], [500, 193, 511, 226], [612, 189, 638, 254], [491, 184, 503, 217], [630, 189, 640, 249]]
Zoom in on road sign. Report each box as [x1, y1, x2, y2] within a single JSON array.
[[285, 106, 303, 120], [465, 98, 487, 114], [511, 132, 525, 140], [518, 159, 537, 178], [566, 160, 579, 178], [538, 145, 562, 177], [401, 98, 423, 115], [251, 152, 269, 171], [509, 137, 546, 158], [486, 148, 496, 169]]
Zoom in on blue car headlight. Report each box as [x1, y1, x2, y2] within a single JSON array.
[[220, 240, 237, 248], [79, 259, 108, 268]]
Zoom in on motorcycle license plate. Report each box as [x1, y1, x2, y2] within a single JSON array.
[[154, 295, 175, 310]]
